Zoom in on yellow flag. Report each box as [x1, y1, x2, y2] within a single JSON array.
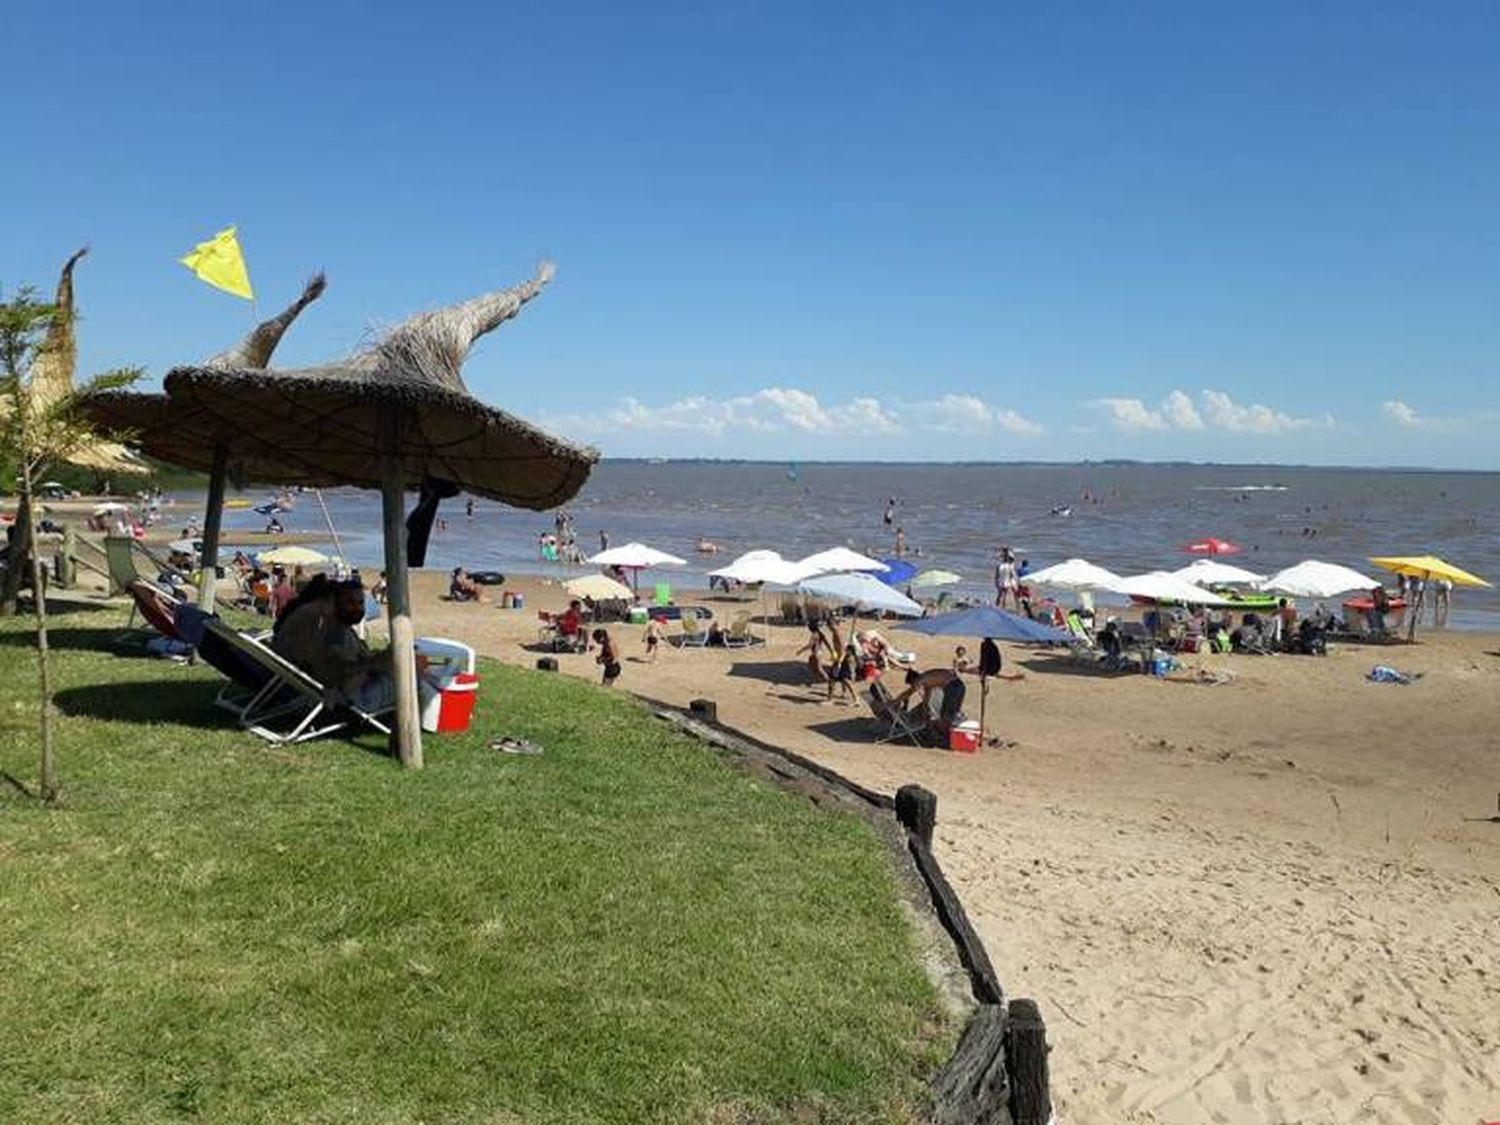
[[179, 225, 254, 300]]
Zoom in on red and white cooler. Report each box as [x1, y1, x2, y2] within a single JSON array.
[[416, 637, 479, 734]]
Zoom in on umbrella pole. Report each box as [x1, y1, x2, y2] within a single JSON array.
[[380, 448, 424, 769], [980, 673, 988, 746], [194, 441, 228, 617]]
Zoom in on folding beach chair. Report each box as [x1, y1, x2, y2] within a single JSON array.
[[196, 618, 393, 745], [126, 580, 186, 642], [866, 681, 928, 746], [678, 609, 709, 648], [722, 612, 761, 648]]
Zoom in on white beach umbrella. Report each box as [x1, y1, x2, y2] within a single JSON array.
[[911, 568, 963, 588], [1172, 558, 1266, 586], [709, 550, 815, 586], [798, 572, 922, 617], [91, 501, 131, 515], [586, 542, 686, 568], [1259, 560, 1379, 599], [1113, 571, 1221, 604], [1022, 558, 1124, 591], [797, 547, 890, 575]]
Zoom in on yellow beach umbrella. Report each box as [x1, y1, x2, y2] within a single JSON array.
[[1368, 555, 1490, 640], [259, 545, 330, 566], [563, 573, 633, 601], [1367, 556, 1490, 587]]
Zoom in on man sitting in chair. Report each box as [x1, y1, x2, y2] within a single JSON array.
[[272, 577, 400, 712]]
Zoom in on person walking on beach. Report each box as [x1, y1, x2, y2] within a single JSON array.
[[797, 621, 834, 688], [644, 616, 664, 662], [827, 639, 860, 705], [593, 628, 621, 686]]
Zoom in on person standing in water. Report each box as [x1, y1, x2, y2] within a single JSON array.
[[465, 497, 475, 519], [884, 497, 896, 526], [895, 526, 907, 558], [599, 529, 610, 553]]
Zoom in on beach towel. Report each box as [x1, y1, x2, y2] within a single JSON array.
[[1367, 665, 1422, 685]]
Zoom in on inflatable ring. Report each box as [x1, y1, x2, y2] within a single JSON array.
[[470, 570, 505, 585]]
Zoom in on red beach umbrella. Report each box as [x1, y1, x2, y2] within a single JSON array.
[[1183, 536, 1244, 557]]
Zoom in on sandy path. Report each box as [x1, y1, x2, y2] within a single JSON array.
[[395, 572, 1499, 1123]]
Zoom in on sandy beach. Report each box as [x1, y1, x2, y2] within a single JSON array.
[[391, 570, 1500, 1125]]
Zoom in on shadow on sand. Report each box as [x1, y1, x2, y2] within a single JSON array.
[[724, 659, 809, 687]]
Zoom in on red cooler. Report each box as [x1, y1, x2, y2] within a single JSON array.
[[948, 722, 981, 753], [422, 673, 479, 733]]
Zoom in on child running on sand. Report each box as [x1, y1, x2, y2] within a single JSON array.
[[644, 617, 664, 662], [593, 629, 621, 686]]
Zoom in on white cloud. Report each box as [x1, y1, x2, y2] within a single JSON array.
[[1091, 397, 1169, 431], [1199, 390, 1324, 434], [910, 393, 1045, 436], [1382, 399, 1421, 427], [1162, 390, 1204, 431], [1091, 389, 1328, 435], [545, 387, 1045, 446], [547, 386, 904, 442]]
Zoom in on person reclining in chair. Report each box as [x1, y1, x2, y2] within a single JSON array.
[[272, 577, 397, 712]]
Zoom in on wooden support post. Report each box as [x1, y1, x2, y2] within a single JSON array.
[[195, 442, 228, 616], [1005, 998, 1052, 1125], [379, 425, 423, 769], [895, 783, 937, 847], [59, 524, 77, 589], [689, 698, 718, 723]]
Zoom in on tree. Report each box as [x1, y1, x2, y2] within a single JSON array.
[[1, 284, 137, 801]]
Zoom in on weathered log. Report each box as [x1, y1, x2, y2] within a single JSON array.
[[895, 783, 937, 846], [535, 657, 558, 672], [1005, 998, 1051, 1125], [931, 1004, 1012, 1125], [909, 834, 1004, 1006], [688, 697, 718, 723]]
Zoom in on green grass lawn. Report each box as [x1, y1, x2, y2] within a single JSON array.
[[0, 606, 952, 1124]]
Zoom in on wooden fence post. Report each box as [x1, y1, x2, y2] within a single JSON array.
[[1005, 998, 1051, 1125], [895, 784, 937, 847]]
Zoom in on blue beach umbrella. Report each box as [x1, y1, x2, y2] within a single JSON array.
[[878, 558, 918, 587], [897, 606, 1073, 645], [897, 606, 1073, 744]]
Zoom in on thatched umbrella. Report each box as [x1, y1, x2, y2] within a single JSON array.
[[23, 247, 147, 480], [79, 274, 328, 612], [157, 263, 598, 767]]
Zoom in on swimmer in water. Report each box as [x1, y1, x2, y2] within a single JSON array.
[[696, 538, 720, 555]]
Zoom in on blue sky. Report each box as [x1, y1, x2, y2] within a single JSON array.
[[5, 2, 1499, 467]]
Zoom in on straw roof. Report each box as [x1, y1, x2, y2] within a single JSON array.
[[25, 247, 147, 475], [159, 263, 597, 510], [78, 273, 330, 488]]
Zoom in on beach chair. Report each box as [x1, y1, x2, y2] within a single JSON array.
[[103, 535, 145, 596], [678, 609, 709, 648], [723, 612, 760, 648], [126, 580, 187, 642], [196, 619, 393, 745], [866, 681, 928, 746]]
